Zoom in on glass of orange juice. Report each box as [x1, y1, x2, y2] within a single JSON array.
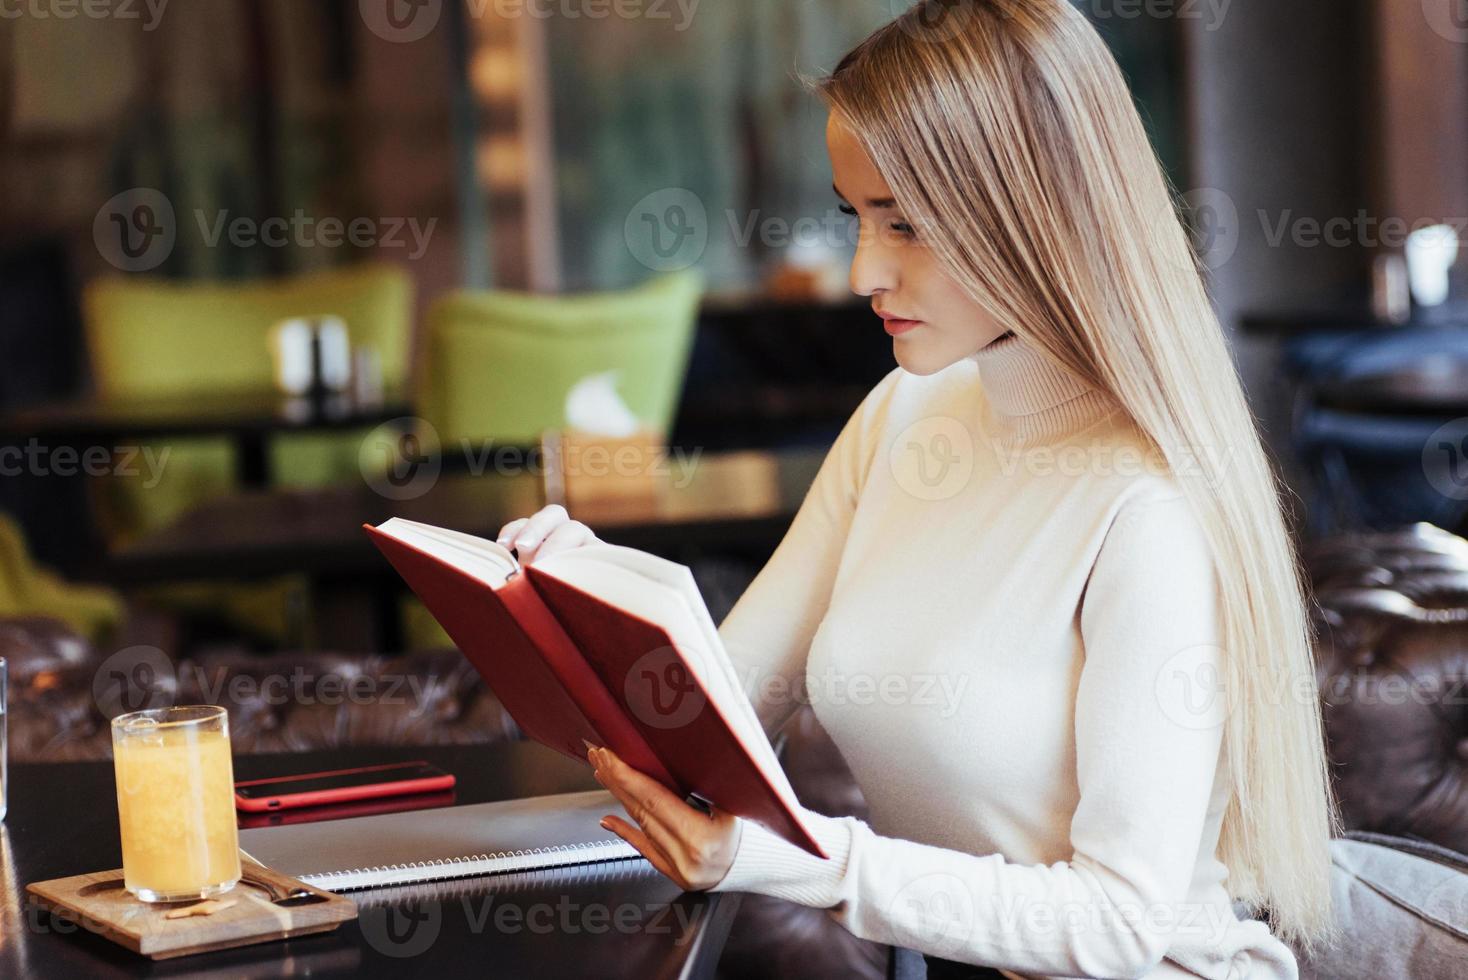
[[111, 705, 241, 903]]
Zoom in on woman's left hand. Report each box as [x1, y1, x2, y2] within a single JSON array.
[[589, 745, 741, 891]]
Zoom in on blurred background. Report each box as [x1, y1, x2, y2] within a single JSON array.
[[4, 4, 1468, 975], [2, 0, 1467, 655], [4, 0, 1468, 651]]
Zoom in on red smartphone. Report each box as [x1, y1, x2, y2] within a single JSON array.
[[234, 761, 456, 813]]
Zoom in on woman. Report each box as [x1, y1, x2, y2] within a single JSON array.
[[498, 2, 1337, 977]]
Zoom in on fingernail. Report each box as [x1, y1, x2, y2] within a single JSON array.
[[514, 535, 536, 549], [599, 817, 611, 830]]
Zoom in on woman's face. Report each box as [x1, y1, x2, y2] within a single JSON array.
[[826, 112, 1008, 376]]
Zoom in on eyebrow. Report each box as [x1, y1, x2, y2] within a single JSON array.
[[833, 183, 896, 209]]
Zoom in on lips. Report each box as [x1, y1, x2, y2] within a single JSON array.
[[876, 310, 923, 337]]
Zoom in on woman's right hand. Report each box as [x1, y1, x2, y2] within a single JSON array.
[[495, 504, 601, 565]]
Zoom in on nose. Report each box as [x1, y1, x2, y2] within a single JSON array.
[[849, 222, 896, 298]]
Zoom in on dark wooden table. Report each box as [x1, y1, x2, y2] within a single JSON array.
[[0, 741, 738, 979], [107, 447, 826, 650], [0, 386, 413, 487]]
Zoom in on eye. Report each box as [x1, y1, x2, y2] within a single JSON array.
[[838, 202, 858, 216], [891, 221, 915, 237]]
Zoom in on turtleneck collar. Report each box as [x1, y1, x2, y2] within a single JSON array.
[[967, 331, 1121, 445]]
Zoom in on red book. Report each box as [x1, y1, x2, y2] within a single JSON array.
[[365, 518, 828, 859]]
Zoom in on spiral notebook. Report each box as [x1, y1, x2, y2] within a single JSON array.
[[237, 789, 643, 892]]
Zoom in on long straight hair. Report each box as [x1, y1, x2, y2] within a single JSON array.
[[816, 0, 1338, 949]]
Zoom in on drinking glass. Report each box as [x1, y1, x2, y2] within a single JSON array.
[[111, 705, 240, 902]]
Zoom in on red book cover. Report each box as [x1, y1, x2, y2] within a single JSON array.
[[525, 565, 826, 858], [364, 523, 827, 859], [364, 524, 677, 787]]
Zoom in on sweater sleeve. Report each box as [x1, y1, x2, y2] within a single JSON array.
[[711, 490, 1237, 980], [715, 372, 891, 740]]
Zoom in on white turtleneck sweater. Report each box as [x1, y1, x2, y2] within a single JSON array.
[[710, 332, 1299, 980]]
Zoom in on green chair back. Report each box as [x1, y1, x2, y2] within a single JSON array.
[[420, 271, 703, 447], [85, 263, 412, 398]]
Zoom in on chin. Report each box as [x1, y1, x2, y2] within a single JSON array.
[[893, 341, 963, 377]]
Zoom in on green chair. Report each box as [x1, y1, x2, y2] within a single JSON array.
[[405, 271, 705, 648], [0, 511, 124, 642], [420, 271, 703, 447], [81, 263, 412, 647]]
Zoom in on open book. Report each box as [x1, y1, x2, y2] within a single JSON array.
[[365, 518, 827, 858]]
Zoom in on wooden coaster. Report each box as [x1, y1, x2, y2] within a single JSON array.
[[26, 856, 356, 960]]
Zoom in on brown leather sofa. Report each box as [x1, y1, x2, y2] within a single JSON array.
[[5, 522, 1467, 977]]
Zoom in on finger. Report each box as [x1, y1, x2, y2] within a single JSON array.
[[533, 521, 597, 562], [592, 751, 680, 838], [511, 504, 569, 560], [600, 814, 688, 890], [495, 517, 529, 548], [593, 749, 705, 856]]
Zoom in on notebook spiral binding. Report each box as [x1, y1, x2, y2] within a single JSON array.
[[349, 858, 659, 909], [307, 838, 642, 891]]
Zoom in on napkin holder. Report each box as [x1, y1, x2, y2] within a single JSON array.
[[540, 427, 669, 509]]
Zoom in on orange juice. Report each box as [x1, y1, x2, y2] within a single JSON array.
[[112, 710, 240, 902]]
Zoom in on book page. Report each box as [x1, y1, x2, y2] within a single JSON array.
[[374, 518, 518, 587]]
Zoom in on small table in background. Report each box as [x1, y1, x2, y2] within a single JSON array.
[[0, 386, 414, 487]]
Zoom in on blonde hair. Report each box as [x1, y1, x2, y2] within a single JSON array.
[[816, 0, 1338, 950]]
